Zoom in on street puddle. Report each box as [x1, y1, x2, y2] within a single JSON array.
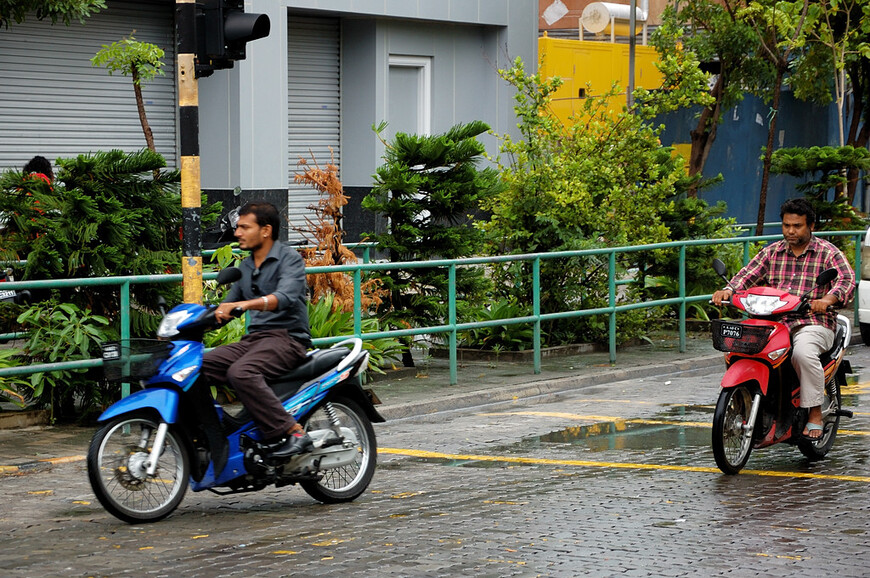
[[521, 421, 710, 453], [398, 420, 712, 469]]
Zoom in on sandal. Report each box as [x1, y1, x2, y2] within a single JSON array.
[[802, 422, 824, 441]]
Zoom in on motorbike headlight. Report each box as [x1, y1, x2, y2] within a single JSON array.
[[740, 294, 788, 316], [157, 309, 194, 338]]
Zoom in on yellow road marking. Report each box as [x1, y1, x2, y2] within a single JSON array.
[[380, 448, 870, 483], [482, 411, 870, 435], [40, 455, 86, 464], [482, 411, 710, 428]]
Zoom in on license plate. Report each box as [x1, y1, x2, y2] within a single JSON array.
[[0, 290, 15, 300], [719, 322, 743, 339]]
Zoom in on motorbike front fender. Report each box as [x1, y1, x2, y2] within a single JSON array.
[[97, 387, 180, 424], [722, 358, 769, 395]]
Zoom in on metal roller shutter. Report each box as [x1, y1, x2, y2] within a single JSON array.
[[287, 15, 341, 241], [0, 0, 176, 174]]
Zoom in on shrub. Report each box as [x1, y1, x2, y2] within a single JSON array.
[[482, 58, 685, 345], [307, 293, 405, 377], [362, 121, 502, 330]]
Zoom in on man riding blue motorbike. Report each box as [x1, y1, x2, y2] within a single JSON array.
[[203, 201, 314, 461]]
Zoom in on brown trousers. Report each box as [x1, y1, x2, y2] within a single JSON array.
[[202, 329, 308, 440]]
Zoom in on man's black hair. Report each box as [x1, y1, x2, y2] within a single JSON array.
[[23, 155, 53, 180], [780, 197, 815, 227], [239, 201, 280, 240]]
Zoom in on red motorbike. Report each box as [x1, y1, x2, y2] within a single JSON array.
[[709, 258, 853, 474]]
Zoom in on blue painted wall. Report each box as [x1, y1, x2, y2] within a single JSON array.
[[656, 91, 865, 226]]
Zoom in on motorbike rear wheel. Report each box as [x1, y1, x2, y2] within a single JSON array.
[[87, 415, 190, 524], [299, 397, 377, 504], [798, 373, 843, 461], [712, 386, 755, 474]]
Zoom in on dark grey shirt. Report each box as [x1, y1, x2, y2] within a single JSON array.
[[224, 242, 311, 347]]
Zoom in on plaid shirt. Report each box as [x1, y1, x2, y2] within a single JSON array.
[[727, 236, 855, 332]]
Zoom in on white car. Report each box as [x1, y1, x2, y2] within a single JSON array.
[[859, 229, 870, 343]]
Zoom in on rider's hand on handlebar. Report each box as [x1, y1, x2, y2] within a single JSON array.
[[214, 302, 245, 323], [810, 294, 838, 314], [711, 288, 733, 306]]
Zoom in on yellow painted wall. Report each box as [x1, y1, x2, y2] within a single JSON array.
[[538, 35, 663, 123]]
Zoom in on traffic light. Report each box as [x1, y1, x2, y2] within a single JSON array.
[[196, 0, 270, 77]]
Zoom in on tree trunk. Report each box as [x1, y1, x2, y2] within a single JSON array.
[[687, 75, 725, 198], [131, 65, 156, 153], [846, 60, 869, 205], [756, 65, 785, 236]]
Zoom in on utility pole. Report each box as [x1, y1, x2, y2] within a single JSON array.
[[627, 0, 636, 109], [176, 0, 202, 304]]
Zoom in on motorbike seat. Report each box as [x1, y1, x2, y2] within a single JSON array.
[[819, 321, 846, 367], [274, 348, 350, 385]]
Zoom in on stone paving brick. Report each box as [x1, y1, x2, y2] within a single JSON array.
[[2, 346, 870, 575]]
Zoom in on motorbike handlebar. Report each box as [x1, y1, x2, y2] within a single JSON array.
[[211, 306, 245, 326]]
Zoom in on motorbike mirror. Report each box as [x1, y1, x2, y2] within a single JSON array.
[[712, 258, 728, 280], [815, 268, 837, 287], [216, 267, 242, 285], [157, 295, 167, 316]]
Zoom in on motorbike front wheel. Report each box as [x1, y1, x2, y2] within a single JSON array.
[[87, 415, 190, 524], [300, 397, 377, 504], [798, 373, 843, 461], [712, 386, 755, 474]]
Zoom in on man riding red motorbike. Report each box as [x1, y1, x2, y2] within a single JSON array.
[[712, 198, 855, 441]]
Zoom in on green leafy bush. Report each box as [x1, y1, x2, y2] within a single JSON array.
[[14, 301, 115, 421], [0, 348, 31, 408], [308, 293, 405, 376], [770, 146, 869, 257], [482, 58, 688, 345], [639, 197, 745, 322], [458, 299, 537, 351], [0, 148, 221, 419]]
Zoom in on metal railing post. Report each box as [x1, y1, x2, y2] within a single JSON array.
[[533, 257, 542, 374], [855, 232, 862, 326], [679, 244, 686, 353], [120, 280, 131, 398], [353, 268, 362, 336], [448, 264, 457, 385], [608, 251, 617, 364]]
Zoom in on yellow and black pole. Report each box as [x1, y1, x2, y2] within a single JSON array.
[[176, 0, 203, 304]]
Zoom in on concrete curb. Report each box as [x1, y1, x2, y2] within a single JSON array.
[[377, 353, 724, 420]]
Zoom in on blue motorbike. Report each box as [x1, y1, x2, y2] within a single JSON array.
[[87, 267, 383, 524]]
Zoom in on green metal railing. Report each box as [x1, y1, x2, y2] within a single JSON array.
[[0, 231, 864, 387]]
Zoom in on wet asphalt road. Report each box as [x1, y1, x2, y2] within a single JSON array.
[[2, 347, 870, 576]]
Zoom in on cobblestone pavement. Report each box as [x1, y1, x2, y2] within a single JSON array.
[[1, 343, 869, 576]]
